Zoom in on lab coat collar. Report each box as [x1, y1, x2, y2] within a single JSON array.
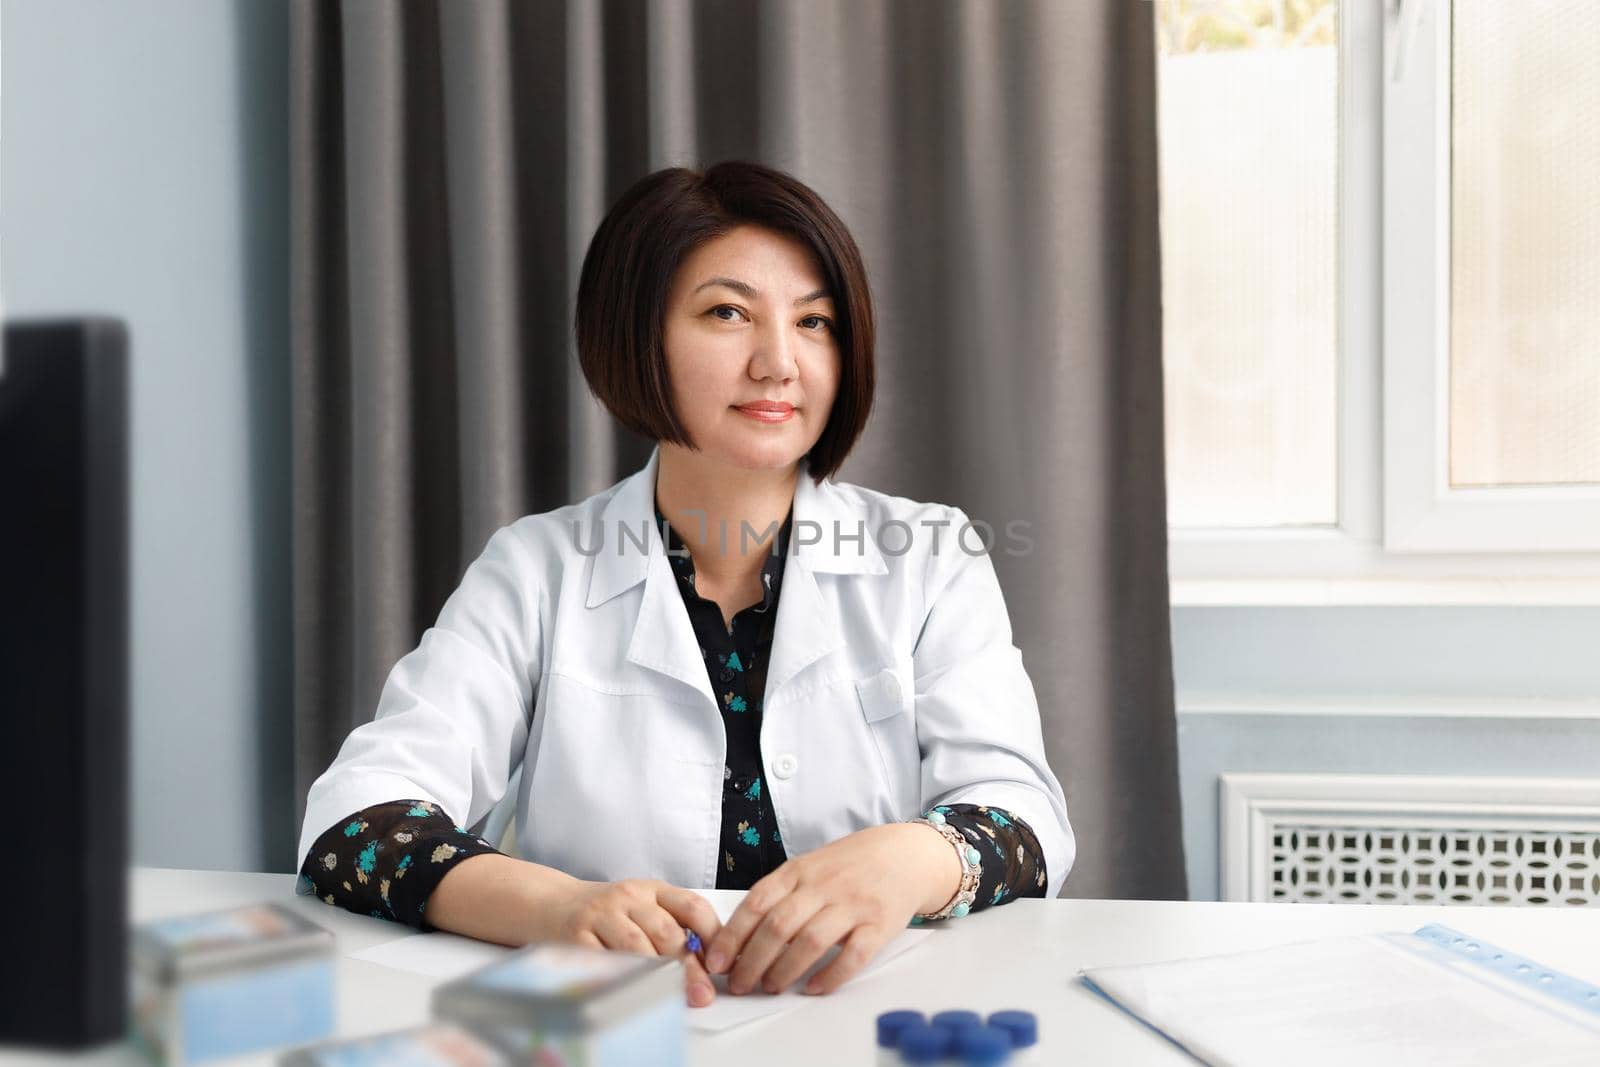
[[584, 444, 887, 704], [586, 444, 886, 608]]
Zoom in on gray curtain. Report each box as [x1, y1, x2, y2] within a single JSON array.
[[289, 0, 1184, 900]]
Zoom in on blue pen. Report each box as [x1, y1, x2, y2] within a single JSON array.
[[683, 929, 704, 965]]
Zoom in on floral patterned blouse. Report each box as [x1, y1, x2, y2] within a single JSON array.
[[300, 502, 1048, 930], [658, 501, 792, 889]]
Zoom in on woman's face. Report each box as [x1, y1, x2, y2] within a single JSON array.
[[661, 224, 841, 474]]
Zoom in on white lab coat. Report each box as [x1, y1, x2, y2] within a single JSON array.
[[297, 446, 1075, 897]]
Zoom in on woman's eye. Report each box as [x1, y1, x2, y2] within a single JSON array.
[[800, 315, 833, 332], [709, 305, 744, 322]]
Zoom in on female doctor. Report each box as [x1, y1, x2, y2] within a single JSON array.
[[297, 161, 1073, 1008]]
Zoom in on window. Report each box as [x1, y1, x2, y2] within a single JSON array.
[[1450, 5, 1599, 492], [1156, 0, 1340, 531], [1386, 0, 1600, 552], [1156, 0, 1600, 601]]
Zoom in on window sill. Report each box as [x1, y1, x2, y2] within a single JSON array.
[[1169, 577, 1600, 607], [1177, 693, 1600, 720]]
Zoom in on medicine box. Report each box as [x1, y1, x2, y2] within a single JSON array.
[[131, 902, 335, 1064], [433, 943, 685, 1066], [280, 1022, 511, 1066]]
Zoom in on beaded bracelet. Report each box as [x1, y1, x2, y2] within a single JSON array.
[[908, 809, 982, 922]]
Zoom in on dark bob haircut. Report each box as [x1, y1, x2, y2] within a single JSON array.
[[574, 160, 875, 484]]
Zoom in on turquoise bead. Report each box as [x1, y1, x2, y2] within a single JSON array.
[[966, 846, 981, 866], [925, 810, 946, 825], [952, 902, 970, 918]]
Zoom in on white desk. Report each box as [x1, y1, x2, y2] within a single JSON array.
[[7, 868, 1600, 1066]]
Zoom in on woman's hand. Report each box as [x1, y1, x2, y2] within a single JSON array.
[[703, 822, 961, 996], [546, 878, 724, 1007]]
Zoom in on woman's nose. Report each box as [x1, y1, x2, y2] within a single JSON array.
[[749, 319, 798, 381]]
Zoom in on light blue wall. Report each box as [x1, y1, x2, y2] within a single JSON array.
[[1173, 607, 1600, 900], [1, 1, 291, 870]]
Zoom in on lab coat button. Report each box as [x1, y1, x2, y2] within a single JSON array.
[[772, 753, 798, 779]]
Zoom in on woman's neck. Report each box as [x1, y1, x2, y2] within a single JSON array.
[[654, 445, 798, 587]]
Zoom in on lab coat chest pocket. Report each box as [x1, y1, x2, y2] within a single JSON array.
[[526, 672, 712, 883], [853, 666, 920, 817]]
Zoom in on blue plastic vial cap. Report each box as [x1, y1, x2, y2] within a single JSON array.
[[953, 1026, 1014, 1066], [876, 1010, 926, 1048], [987, 1010, 1038, 1048], [897, 1022, 953, 1064], [932, 1020, 981, 1051], [931, 1009, 983, 1031]]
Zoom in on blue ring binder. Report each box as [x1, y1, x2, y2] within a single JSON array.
[[1413, 923, 1600, 1018]]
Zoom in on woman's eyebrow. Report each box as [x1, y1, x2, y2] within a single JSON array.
[[692, 276, 832, 306]]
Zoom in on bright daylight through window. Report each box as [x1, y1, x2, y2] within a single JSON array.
[[1155, 0, 1340, 531]]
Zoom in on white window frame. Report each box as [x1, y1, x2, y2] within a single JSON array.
[[1383, 0, 1600, 552], [1167, 0, 1600, 605]]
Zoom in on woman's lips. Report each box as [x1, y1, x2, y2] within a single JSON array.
[[734, 403, 795, 423]]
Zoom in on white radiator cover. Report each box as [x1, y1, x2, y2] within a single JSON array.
[[1220, 773, 1600, 906]]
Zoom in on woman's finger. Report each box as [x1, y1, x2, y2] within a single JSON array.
[[727, 891, 826, 995], [802, 923, 889, 996], [759, 904, 855, 994], [655, 886, 723, 945], [590, 910, 656, 956], [580, 900, 715, 1007], [628, 905, 717, 1008], [682, 947, 716, 1007], [704, 867, 797, 976], [627, 900, 691, 957]]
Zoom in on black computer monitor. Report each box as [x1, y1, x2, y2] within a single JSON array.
[[0, 318, 129, 1049]]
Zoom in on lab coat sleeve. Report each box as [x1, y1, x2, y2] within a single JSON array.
[[296, 522, 542, 869], [912, 506, 1075, 898]]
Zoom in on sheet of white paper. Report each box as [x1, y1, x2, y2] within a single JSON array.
[[1080, 932, 1600, 1067], [689, 889, 933, 1033], [348, 929, 510, 980], [345, 889, 933, 1034]]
